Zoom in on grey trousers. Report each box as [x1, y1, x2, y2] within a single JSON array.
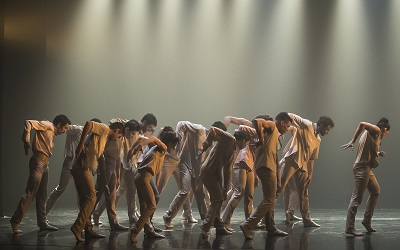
[[46, 156, 74, 214], [157, 164, 193, 217], [165, 163, 207, 220], [242, 167, 277, 231], [346, 166, 380, 229], [279, 160, 312, 223], [97, 156, 119, 227], [222, 167, 254, 226], [11, 153, 49, 227]]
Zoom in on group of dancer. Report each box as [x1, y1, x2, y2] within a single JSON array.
[[9, 111, 390, 242]]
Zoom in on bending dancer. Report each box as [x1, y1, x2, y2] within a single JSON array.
[[277, 113, 334, 228], [156, 127, 196, 223], [93, 114, 157, 224], [199, 122, 235, 236], [46, 118, 101, 214], [221, 115, 272, 231], [163, 121, 208, 228], [94, 122, 130, 231], [10, 115, 71, 234], [70, 120, 124, 242], [341, 118, 390, 236], [129, 132, 179, 243], [240, 112, 292, 239], [200, 123, 245, 237]]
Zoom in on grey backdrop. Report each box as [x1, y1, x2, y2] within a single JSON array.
[[2, 0, 400, 216]]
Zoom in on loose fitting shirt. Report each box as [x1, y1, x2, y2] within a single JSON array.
[[235, 125, 257, 170], [64, 125, 83, 158], [137, 145, 166, 176], [176, 121, 207, 177], [74, 122, 109, 171], [23, 120, 55, 157], [254, 126, 280, 172], [103, 137, 123, 160], [354, 130, 381, 169], [283, 113, 321, 171], [200, 127, 235, 177], [109, 118, 140, 171], [121, 134, 140, 170], [163, 150, 179, 171]]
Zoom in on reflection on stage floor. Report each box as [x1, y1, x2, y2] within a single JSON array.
[[1, 208, 399, 249]]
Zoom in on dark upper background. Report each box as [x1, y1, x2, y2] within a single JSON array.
[[1, 0, 400, 216]]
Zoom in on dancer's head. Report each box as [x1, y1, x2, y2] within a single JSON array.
[[317, 116, 334, 136]]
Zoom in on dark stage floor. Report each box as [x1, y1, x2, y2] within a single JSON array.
[[1, 208, 400, 249]]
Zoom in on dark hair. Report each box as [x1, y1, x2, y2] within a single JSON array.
[[161, 131, 179, 145], [212, 121, 227, 131], [159, 126, 176, 141], [161, 126, 174, 132], [141, 113, 157, 127], [53, 115, 71, 126], [109, 122, 125, 134], [252, 114, 273, 122], [317, 116, 334, 128], [90, 118, 102, 123], [275, 112, 293, 123], [125, 119, 140, 132], [234, 130, 250, 141], [377, 117, 390, 130]]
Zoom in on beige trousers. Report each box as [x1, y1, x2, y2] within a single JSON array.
[[243, 167, 277, 231], [71, 167, 96, 233], [222, 167, 254, 226], [279, 159, 312, 223], [283, 174, 298, 217], [11, 153, 49, 227], [346, 166, 380, 229]]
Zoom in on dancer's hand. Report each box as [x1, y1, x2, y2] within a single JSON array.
[[378, 151, 387, 157], [132, 144, 143, 155], [341, 141, 355, 150]]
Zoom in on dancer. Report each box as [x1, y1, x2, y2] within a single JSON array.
[[240, 112, 292, 239], [70, 120, 124, 242], [129, 131, 179, 243], [163, 121, 208, 228], [93, 114, 157, 224], [46, 118, 101, 214], [200, 122, 242, 237], [221, 115, 273, 231], [277, 113, 334, 228], [10, 115, 71, 234], [156, 126, 196, 223], [94, 121, 131, 230], [342, 118, 390, 236]]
